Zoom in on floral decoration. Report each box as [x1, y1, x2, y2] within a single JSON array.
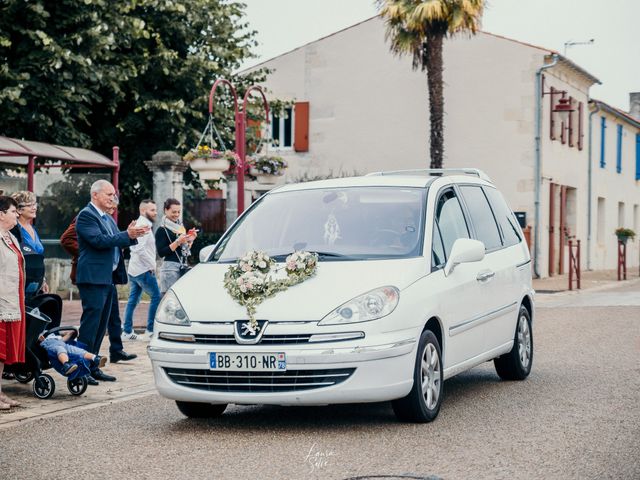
[[223, 251, 318, 330], [248, 155, 288, 176]]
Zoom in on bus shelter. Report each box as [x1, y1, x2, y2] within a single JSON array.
[[0, 135, 120, 219]]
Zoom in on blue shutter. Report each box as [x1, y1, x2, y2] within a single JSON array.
[[600, 117, 606, 168], [616, 125, 623, 173], [636, 133, 640, 180]]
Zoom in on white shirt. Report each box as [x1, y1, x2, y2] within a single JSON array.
[[127, 215, 157, 277], [89, 202, 118, 271]]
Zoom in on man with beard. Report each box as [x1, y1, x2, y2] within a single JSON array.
[[122, 199, 161, 342]]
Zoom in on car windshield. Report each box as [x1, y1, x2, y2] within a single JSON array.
[[213, 186, 426, 262]]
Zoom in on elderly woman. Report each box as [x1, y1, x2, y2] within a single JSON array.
[[10, 191, 48, 296], [0, 195, 25, 409]]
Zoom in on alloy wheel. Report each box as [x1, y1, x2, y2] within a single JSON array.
[[421, 343, 441, 410], [517, 314, 531, 369]]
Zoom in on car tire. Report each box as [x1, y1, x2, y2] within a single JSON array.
[[175, 401, 228, 419], [494, 305, 533, 380], [392, 330, 443, 423]]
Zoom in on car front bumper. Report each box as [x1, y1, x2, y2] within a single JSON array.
[[148, 331, 417, 406]]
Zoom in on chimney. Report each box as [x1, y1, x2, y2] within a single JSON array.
[[630, 92, 640, 120]]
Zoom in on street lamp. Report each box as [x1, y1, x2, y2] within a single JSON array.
[[209, 78, 269, 216], [552, 96, 575, 124]]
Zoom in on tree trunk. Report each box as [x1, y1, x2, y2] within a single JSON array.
[[423, 29, 445, 169]]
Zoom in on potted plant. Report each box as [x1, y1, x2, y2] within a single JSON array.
[[205, 178, 225, 199], [248, 155, 288, 184], [615, 227, 636, 244], [184, 146, 239, 181]]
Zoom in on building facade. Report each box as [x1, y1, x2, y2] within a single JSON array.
[[246, 16, 639, 277]]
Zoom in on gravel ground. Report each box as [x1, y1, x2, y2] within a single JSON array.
[[1, 287, 638, 480]]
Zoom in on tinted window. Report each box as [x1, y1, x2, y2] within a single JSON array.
[[484, 187, 522, 247], [460, 185, 502, 251], [435, 190, 469, 259]]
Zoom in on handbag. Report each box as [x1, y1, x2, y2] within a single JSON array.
[[164, 225, 192, 277]]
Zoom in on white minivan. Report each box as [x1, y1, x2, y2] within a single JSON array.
[[148, 169, 534, 422]]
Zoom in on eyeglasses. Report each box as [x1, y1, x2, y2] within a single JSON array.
[[18, 203, 38, 209]]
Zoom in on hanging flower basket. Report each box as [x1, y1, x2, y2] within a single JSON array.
[[248, 155, 287, 184], [184, 147, 238, 181]]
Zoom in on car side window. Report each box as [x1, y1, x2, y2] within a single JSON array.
[[459, 185, 502, 251], [483, 187, 522, 247], [435, 189, 470, 259], [432, 220, 446, 269]]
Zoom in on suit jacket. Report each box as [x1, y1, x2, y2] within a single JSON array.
[[75, 203, 135, 285], [60, 218, 79, 284]]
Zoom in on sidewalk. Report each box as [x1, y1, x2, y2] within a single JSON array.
[[0, 301, 155, 430], [532, 267, 639, 293]]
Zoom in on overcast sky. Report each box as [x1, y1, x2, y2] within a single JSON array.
[[240, 0, 639, 111]]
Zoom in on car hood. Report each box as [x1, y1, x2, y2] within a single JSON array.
[[171, 258, 427, 322]]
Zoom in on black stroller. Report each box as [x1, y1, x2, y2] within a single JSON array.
[[5, 293, 88, 398]]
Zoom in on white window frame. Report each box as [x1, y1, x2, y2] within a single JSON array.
[[269, 107, 295, 151]]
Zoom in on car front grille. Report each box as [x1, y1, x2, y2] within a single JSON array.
[[163, 367, 356, 393], [193, 334, 312, 345]]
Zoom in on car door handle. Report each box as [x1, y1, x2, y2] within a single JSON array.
[[476, 270, 495, 282]]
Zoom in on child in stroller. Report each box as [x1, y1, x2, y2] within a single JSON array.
[[5, 297, 92, 399], [38, 331, 106, 378]]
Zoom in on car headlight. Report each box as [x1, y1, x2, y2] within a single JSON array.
[[319, 286, 400, 325], [155, 290, 190, 326]]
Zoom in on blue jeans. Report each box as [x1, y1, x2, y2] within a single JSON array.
[[123, 271, 161, 334]]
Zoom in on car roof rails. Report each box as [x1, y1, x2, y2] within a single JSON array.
[[366, 168, 492, 183]]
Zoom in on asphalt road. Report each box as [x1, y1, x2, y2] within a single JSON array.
[[1, 282, 639, 480]]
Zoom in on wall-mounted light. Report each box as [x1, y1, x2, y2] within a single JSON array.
[[553, 96, 575, 124]]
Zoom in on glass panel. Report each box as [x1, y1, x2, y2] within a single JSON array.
[[459, 186, 502, 251], [435, 190, 469, 258], [214, 187, 426, 262], [483, 187, 522, 247], [271, 113, 280, 147], [432, 220, 446, 268], [283, 107, 292, 147]]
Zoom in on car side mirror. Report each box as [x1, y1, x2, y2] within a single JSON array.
[[199, 244, 216, 263], [444, 238, 485, 276]]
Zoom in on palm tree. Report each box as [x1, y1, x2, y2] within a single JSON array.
[[378, 0, 485, 168]]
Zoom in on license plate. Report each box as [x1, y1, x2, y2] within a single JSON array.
[[209, 352, 286, 371]]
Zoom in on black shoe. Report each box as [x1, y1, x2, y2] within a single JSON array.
[[61, 362, 78, 377], [91, 369, 116, 382], [110, 350, 138, 363], [86, 375, 99, 386]]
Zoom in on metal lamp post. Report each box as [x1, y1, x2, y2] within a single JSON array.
[[208, 79, 269, 216]]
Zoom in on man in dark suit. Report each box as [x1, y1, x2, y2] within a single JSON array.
[[76, 180, 149, 383]]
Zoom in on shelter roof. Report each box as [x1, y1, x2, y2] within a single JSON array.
[[0, 136, 115, 167]]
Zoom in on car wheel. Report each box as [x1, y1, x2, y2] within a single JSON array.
[[494, 305, 533, 380], [392, 330, 443, 423], [175, 401, 227, 419]]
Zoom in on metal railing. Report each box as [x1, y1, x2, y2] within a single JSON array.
[[568, 239, 581, 290]]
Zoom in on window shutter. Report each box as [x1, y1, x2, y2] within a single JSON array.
[[636, 133, 640, 180], [577, 102, 584, 151], [294, 101, 309, 152]]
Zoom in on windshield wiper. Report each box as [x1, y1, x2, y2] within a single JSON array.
[[270, 250, 346, 261]]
